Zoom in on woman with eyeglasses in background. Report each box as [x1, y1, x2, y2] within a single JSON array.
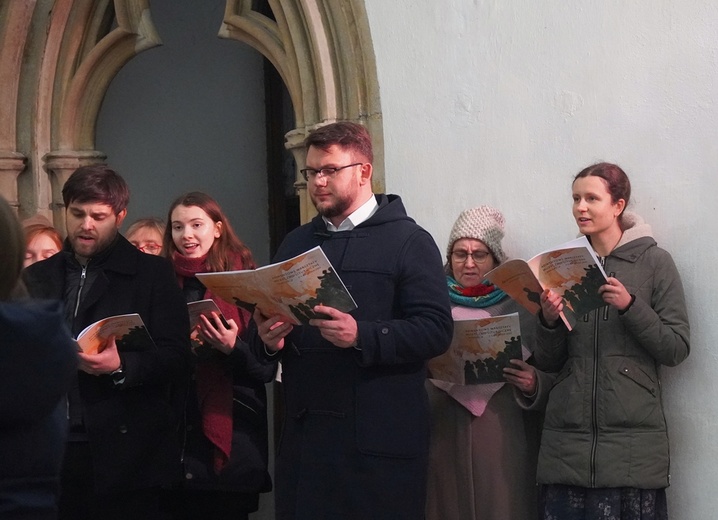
[[425, 206, 542, 520], [126, 217, 165, 255]]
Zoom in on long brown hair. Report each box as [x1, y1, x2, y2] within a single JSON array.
[[0, 196, 26, 300], [164, 192, 255, 272]]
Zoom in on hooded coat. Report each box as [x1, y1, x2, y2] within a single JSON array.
[[0, 300, 77, 519], [533, 212, 690, 489], [251, 194, 453, 520]]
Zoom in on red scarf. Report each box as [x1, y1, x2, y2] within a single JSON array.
[[173, 252, 249, 473]]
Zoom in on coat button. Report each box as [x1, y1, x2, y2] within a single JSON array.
[[185, 472, 193, 480], [381, 327, 389, 335], [119, 425, 128, 434], [622, 368, 629, 373]]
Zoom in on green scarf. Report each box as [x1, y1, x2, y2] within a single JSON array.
[[447, 275, 507, 308]]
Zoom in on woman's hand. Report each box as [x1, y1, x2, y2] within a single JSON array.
[[197, 312, 239, 355], [503, 359, 537, 396], [599, 276, 633, 311], [540, 289, 563, 326]]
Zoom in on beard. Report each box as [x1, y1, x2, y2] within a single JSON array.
[[311, 192, 353, 219]]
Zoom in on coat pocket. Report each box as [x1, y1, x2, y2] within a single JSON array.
[[601, 358, 662, 429], [543, 365, 585, 430]]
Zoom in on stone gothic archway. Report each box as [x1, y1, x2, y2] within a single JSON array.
[[0, 0, 383, 228]]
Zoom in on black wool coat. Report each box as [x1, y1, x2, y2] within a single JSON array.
[[251, 194, 454, 520], [23, 235, 192, 494]]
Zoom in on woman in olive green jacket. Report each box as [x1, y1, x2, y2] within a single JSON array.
[[535, 163, 690, 520]]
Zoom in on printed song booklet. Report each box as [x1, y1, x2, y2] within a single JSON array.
[[186, 299, 229, 353], [196, 246, 357, 326], [428, 312, 522, 385], [76, 313, 154, 355], [187, 299, 228, 329], [484, 235, 608, 330]]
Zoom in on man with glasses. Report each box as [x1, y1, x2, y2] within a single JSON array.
[[252, 121, 453, 519]]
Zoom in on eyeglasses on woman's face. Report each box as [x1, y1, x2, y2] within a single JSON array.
[[451, 250, 491, 264], [132, 242, 162, 255]]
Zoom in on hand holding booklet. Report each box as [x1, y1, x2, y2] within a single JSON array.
[[196, 246, 357, 326], [76, 313, 155, 355], [428, 312, 522, 385], [484, 235, 608, 330]]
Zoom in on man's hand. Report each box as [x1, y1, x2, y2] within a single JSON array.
[[309, 305, 358, 349], [78, 335, 122, 375], [254, 308, 293, 352]]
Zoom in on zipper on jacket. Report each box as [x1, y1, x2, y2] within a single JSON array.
[[589, 259, 608, 486], [590, 306, 599, 487], [73, 263, 88, 318]]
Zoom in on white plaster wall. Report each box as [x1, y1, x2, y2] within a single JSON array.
[[365, 0, 718, 517]]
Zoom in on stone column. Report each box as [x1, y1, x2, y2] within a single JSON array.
[[0, 151, 27, 213], [285, 128, 315, 224]]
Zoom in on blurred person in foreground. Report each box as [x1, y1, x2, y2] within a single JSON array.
[[0, 196, 77, 519]]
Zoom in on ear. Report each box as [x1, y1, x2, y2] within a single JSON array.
[[214, 220, 222, 238], [359, 162, 373, 186], [115, 208, 127, 229], [614, 198, 626, 217]]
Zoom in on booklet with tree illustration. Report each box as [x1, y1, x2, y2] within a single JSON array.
[[76, 313, 155, 355], [428, 312, 522, 385], [484, 235, 608, 330], [196, 246, 357, 326]]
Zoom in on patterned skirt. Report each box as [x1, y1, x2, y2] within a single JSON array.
[[541, 484, 668, 520]]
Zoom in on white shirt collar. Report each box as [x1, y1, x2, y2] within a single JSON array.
[[323, 194, 378, 232]]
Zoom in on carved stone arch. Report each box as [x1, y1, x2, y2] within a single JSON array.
[[2, 0, 382, 227], [44, 0, 162, 229], [219, 0, 383, 222]]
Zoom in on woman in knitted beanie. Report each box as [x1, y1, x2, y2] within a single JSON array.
[[425, 205, 542, 520]]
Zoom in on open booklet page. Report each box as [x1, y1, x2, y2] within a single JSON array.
[[76, 313, 154, 355], [428, 312, 522, 385], [196, 246, 357, 326], [485, 236, 608, 330]]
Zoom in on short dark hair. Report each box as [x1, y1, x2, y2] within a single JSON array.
[[62, 164, 130, 215], [304, 121, 373, 163]]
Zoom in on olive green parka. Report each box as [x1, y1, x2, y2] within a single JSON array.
[[533, 212, 690, 489]]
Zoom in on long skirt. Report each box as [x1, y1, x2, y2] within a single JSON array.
[[425, 383, 541, 520], [541, 484, 668, 520]]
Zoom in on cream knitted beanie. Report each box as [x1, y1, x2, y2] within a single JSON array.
[[447, 206, 506, 263]]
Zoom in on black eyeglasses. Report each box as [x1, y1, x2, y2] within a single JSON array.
[[451, 250, 491, 264], [300, 163, 363, 181]]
